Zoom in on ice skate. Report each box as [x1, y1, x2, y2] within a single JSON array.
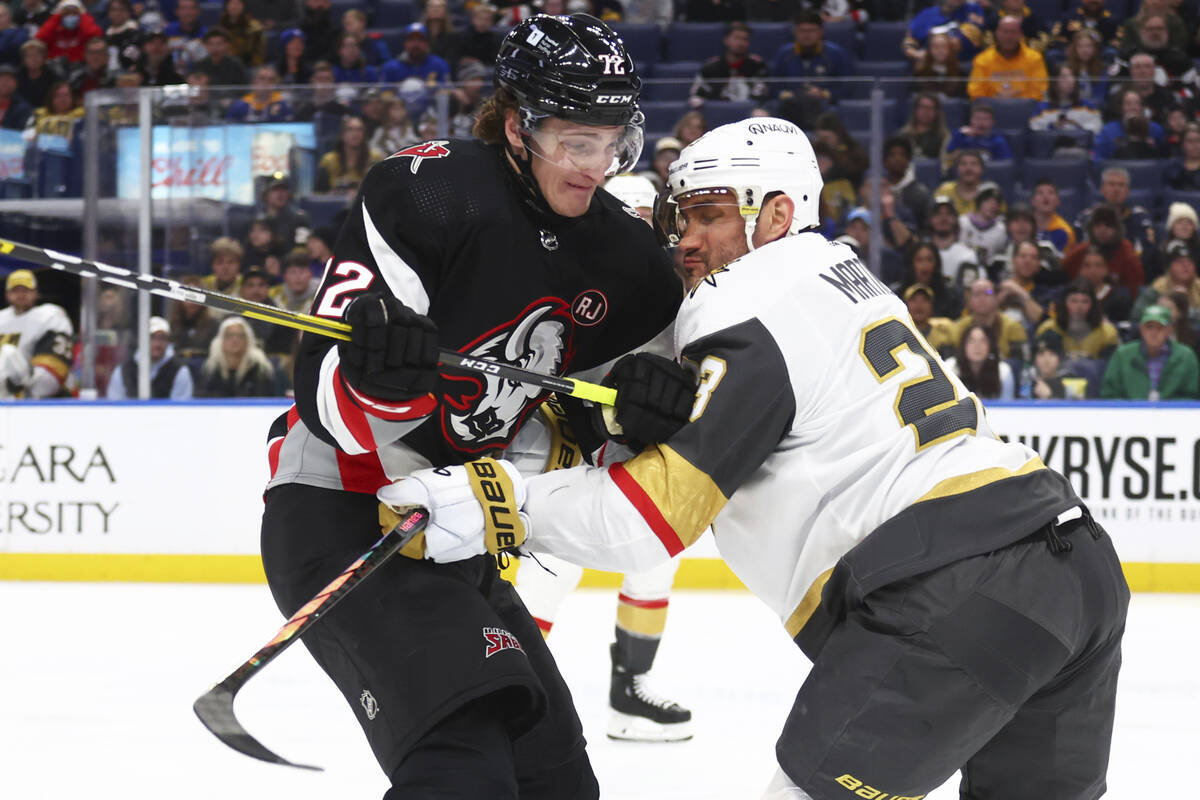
[[608, 662, 692, 742]]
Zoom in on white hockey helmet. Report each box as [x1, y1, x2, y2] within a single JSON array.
[[659, 117, 823, 250], [604, 173, 658, 211]]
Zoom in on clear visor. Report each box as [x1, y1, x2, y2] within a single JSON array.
[[653, 187, 760, 245], [524, 120, 645, 178]]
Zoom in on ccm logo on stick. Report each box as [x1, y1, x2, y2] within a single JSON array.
[[458, 358, 501, 374]]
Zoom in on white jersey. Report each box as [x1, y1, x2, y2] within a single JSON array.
[[0, 303, 74, 398], [522, 233, 1079, 651], [958, 213, 1008, 265]]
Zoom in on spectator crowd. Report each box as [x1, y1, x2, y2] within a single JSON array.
[[0, 0, 1198, 400]]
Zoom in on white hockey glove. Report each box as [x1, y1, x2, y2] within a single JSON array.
[[377, 458, 530, 564], [0, 343, 30, 398]]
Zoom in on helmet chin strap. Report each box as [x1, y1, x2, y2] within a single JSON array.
[[743, 216, 759, 252], [502, 135, 555, 216]]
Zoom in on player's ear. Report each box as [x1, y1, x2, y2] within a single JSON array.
[[754, 194, 795, 246], [503, 110, 526, 157]]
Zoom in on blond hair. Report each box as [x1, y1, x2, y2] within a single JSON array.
[[210, 236, 244, 262], [204, 316, 273, 383]]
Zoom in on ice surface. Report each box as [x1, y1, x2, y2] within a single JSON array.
[[0, 582, 1195, 799]]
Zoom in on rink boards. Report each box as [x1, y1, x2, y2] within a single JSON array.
[[0, 399, 1198, 591]]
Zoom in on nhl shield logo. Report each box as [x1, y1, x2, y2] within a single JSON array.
[[360, 689, 380, 720], [390, 140, 451, 174]]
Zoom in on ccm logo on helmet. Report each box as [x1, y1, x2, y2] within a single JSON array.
[[596, 94, 633, 104]]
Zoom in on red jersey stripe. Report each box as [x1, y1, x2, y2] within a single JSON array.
[[334, 448, 390, 494], [616, 594, 669, 609], [267, 437, 285, 479], [331, 366, 378, 452], [609, 462, 685, 556]]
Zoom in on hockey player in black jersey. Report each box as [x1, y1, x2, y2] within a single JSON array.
[[258, 14, 695, 799]]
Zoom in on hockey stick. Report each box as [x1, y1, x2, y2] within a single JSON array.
[[193, 507, 428, 771], [0, 237, 618, 406]]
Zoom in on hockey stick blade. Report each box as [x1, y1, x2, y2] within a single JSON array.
[[193, 507, 429, 771], [193, 680, 321, 770], [0, 236, 617, 406]]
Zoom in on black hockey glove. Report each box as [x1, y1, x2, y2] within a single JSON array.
[[338, 293, 439, 402], [592, 353, 698, 450]]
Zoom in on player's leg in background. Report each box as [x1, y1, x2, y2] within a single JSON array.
[[608, 555, 692, 742], [514, 552, 586, 637]]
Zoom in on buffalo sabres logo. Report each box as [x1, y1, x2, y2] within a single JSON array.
[[441, 299, 575, 454], [389, 140, 451, 174], [482, 627, 525, 658]]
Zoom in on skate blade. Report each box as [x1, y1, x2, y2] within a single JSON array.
[[606, 710, 693, 742]]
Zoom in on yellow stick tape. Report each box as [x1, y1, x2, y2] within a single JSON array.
[[1, 555, 1197, 593]]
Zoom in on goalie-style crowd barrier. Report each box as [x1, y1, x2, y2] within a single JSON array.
[[0, 399, 1197, 592]]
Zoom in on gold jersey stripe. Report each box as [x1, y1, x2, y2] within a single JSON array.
[[784, 567, 834, 639], [620, 444, 728, 550], [30, 353, 70, 381], [616, 603, 669, 637], [914, 456, 1046, 505]]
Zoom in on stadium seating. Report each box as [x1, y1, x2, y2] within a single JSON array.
[[300, 196, 350, 230], [643, 62, 700, 102], [914, 158, 942, 188], [860, 21, 909, 62], [982, 159, 1016, 197], [997, 129, 1027, 161], [1054, 187, 1084, 224], [700, 101, 758, 128], [836, 98, 900, 132], [862, 61, 912, 103], [749, 22, 792, 62], [375, 0, 417, 28], [988, 98, 1040, 131], [940, 97, 969, 129], [1021, 157, 1090, 196], [1026, 0, 1066, 23], [1095, 159, 1168, 191], [1027, 129, 1092, 158], [198, 2, 220, 27], [611, 23, 662, 72], [663, 22, 727, 63], [822, 20, 857, 60], [640, 100, 687, 135], [1165, 189, 1200, 210]]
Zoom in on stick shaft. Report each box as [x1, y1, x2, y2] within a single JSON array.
[[0, 237, 617, 406]]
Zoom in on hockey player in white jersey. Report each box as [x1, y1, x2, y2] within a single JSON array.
[[381, 117, 1131, 799], [513, 172, 692, 743], [0, 269, 74, 398]]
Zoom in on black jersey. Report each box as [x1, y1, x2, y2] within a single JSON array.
[[267, 138, 682, 493]]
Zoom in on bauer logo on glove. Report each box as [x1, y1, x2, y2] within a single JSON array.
[[377, 457, 530, 563], [465, 459, 526, 554]]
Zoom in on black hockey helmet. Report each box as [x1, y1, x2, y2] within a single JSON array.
[[495, 14, 643, 130]]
